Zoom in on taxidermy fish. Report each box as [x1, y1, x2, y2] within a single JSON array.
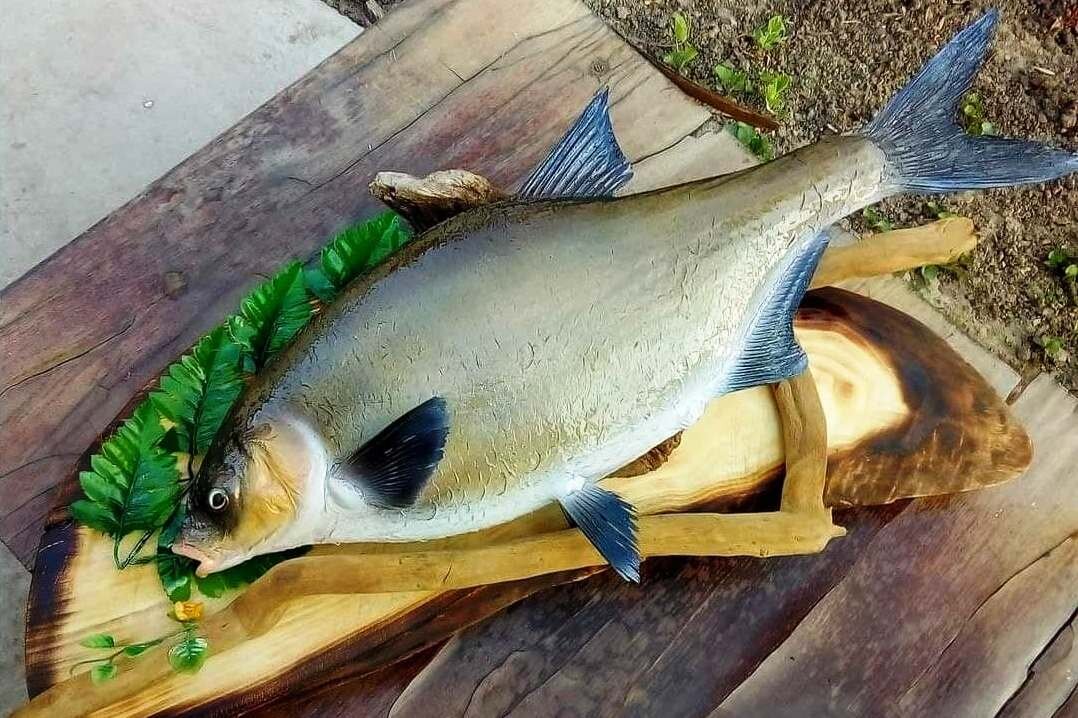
[[175, 11, 1076, 580]]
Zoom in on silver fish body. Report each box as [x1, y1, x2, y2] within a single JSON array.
[[251, 137, 884, 545]]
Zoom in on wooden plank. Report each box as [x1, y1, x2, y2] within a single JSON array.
[[0, 0, 713, 566], [713, 374, 1078, 717], [996, 616, 1077, 718], [22, 284, 1034, 715], [6, 0, 1059, 715]]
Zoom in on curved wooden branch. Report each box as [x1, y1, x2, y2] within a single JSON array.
[[230, 510, 843, 636], [774, 371, 830, 517], [230, 368, 839, 635], [811, 218, 976, 288]]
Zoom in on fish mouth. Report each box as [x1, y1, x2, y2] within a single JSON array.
[[171, 542, 220, 577]]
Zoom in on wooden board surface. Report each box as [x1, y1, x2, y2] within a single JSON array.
[[5, 0, 1075, 715], [21, 284, 1033, 716], [257, 377, 1076, 718]]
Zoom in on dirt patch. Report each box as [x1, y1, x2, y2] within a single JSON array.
[[587, 0, 1078, 393]]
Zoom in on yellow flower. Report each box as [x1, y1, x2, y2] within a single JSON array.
[[173, 601, 204, 622]]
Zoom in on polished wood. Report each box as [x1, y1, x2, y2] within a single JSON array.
[[17, 286, 1032, 717]]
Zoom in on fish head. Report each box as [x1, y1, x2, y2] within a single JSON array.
[[172, 415, 320, 576]]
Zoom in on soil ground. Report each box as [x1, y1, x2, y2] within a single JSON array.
[[583, 0, 1078, 393]]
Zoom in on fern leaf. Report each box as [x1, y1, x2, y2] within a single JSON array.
[[70, 499, 120, 535], [151, 323, 248, 456], [118, 450, 180, 534], [237, 262, 313, 368], [305, 212, 412, 300], [73, 401, 176, 539], [156, 506, 194, 601]]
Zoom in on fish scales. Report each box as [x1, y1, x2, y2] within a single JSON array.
[[252, 139, 885, 541]]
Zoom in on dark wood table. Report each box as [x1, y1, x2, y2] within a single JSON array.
[[3, 0, 1075, 715]]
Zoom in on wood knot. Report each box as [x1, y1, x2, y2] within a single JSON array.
[[163, 271, 187, 299]]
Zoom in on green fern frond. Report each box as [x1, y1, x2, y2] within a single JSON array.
[[71, 401, 179, 556], [237, 261, 313, 369], [150, 322, 249, 456], [305, 211, 412, 301]]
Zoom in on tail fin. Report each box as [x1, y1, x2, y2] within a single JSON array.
[[862, 10, 1078, 194]]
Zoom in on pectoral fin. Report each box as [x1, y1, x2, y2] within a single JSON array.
[[345, 397, 450, 508], [718, 231, 830, 395], [518, 88, 633, 199], [559, 484, 640, 582]]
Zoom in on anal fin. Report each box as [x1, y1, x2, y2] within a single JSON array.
[[560, 484, 640, 582], [718, 232, 830, 395], [345, 397, 450, 509]]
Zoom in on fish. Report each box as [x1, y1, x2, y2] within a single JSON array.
[[173, 11, 1077, 580]]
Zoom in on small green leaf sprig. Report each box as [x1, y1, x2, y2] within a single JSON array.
[[663, 12, 698, 73], [753, 14, 789, 50], [74, 603, 210, 683], [74, 633, 164, 684], [1046, 247, 1078, 306], [726, 122, 774, 161], [960, 93, 996, 137]]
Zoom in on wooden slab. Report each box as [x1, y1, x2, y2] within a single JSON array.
[[270, 376, 1073, 718], [4, 0, 1065, 715], [20, 287, 1032, 716]]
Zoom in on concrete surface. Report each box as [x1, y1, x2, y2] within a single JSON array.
[[0, 0, 359, 711], [0, 0, 360, 288], [0, 542, 29, 716]]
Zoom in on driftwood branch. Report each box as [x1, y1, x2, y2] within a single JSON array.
[[812, 217, 976, 288], [229, 368, 841, 636], [369, 169, 508, 230]]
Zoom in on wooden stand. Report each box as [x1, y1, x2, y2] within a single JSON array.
[[6, 1, 1043, 713], [16, 215, 1035, 717]]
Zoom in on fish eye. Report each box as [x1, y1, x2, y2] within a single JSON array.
[[207, 488, 230, 513]]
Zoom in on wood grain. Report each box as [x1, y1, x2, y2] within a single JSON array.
[[19, 287, 1033, 717]]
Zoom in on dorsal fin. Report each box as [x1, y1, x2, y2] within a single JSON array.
[[518, 88, 633, 199], [718, 232, 830, 395], [369, 90, 633, 229], [343, 397, 450, 508]]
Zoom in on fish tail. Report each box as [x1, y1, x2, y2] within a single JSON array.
[[861, 9, 1077, 194]]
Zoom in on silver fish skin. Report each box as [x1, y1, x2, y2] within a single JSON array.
[[245, 137, 884, 550]]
